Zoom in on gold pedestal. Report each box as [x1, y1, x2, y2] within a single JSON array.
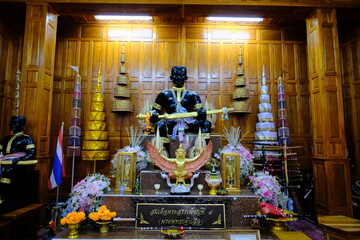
[[67, 223, 80, 239], [208, 186, 218, 195], [98, 222, 110, 234], [272, 221, 285, 231]]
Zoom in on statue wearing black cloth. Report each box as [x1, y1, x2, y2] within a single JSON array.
[[0, 116, 36, 213], [150, 66, 211, 151], [0, 116, 35, 164]]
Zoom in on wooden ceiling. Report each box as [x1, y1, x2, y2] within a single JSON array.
[[1, 2, 360, 28], [49, 3, 315, 26]]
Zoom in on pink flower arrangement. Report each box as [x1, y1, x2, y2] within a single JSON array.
[[63, 173, 111, 215], [248, 170, 286, 207]]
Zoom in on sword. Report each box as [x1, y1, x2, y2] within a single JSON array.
[[136, 107, 234, 120], [253, 146, 303, 151], [242, 214, 310, 218], [113, 217, 140, 221]]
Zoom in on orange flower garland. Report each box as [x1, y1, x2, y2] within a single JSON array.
[[60, 211, 86, 225], [89, 205, 116, 222]]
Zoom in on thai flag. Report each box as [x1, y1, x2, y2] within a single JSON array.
[[48, 124, 66, 190]]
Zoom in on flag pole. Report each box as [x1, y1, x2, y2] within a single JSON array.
[[71, 150, 75, 188], [58, 122, 64, 201], [48, 122, 65, 228], [56, 185, 60, 204], [53, 186, 60, 227]]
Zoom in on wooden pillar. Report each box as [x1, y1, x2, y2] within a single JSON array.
[[19, 3, 58, 203], [306, 8, 353, 216]]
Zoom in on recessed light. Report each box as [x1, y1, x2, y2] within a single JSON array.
[[206, 17, 263, 22], [95, 15, 153, 21]]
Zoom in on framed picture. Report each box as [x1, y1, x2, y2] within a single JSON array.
[[115, 152, 137, 192], [226, 229, 261, 240], [221, 153, 241, 193]]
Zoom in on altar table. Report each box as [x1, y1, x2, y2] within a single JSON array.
[[53, 226, 276, 240]]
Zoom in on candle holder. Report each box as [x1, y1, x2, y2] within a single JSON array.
[[197, 184, 204, 195], [154, 184, 160, 194]]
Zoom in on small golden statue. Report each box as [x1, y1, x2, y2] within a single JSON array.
[[147, 141, 212, 194]]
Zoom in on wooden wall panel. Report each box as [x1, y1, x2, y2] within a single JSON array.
[[154, 42, 165, 79], [185, 42, 196, 80], [0, 19, 22, 141], [307, 8, 352, 216], [80, 41, 90, 78], [105, 41, 117, 80], [210, 43, 220, 80], [272, 44, 282, 77], [341, 28, 360, 179], [129, 42, 140, 79], [20, 3, 58, 204], [53, 22, 311, 190], [223, 43, 235, 80], [169, 42, 180, 70], [197, 43, 207, 80], [143, 42, 153, 79]]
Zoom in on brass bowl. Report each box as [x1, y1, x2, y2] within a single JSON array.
[[161, 229, 185, 239]]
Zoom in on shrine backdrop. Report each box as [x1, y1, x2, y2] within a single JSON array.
[[51, 22, 312, 190]]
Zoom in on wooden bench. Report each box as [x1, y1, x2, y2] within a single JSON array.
[[273, 230, 312, 240], [0, 203, 44, 240], [318, 215, 360, 240]]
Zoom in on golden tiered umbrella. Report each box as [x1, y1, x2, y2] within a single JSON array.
[[82, 67, 109, 172]]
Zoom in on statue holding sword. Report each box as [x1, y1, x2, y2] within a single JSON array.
[[136, 66, 233, 152], [147, 66, 211, 149]]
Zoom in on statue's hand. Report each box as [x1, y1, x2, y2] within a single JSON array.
[[196, 108, 206, 121], [150, 110, 159, 123]]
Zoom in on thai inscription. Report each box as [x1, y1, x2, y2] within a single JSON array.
[[135, 203, 226, 229]]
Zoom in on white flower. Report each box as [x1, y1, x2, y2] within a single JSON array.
[[62, 173, 110, 215]]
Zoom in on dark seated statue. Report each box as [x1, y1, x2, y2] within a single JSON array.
[[0, 116, 38, 214], [1, 116, 35, 163], [150, 66, 211, 152]]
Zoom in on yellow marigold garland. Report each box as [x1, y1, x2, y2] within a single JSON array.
[[89, 205, 116, 222], [60, 211, 86, 225]]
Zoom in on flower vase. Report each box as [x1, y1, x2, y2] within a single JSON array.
[[205, 172, 222, 195], [97, 221, 110, 234], [67, 223, 80, 239]]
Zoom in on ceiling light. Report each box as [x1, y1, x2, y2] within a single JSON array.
[[95, 15, 152, 21], [206, 17, 263, 22]]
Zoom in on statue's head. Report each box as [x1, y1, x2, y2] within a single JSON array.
[[10, 116, 26, 133], [170, 66, 188, 88], [175, 144, 186, 159]]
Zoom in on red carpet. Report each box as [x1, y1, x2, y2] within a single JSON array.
[[289, 220, 324, 240]]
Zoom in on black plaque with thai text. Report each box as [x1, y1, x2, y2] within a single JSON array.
[[135, 203, 226, 229]]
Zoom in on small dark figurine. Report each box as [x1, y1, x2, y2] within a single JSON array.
[[150, 66, 211, 151], [0, 116, 36, 213]]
